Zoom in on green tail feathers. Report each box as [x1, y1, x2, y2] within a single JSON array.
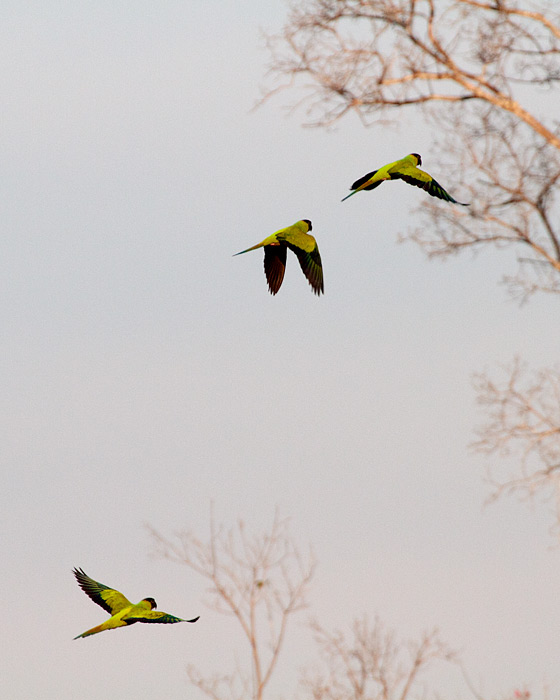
[[341, 189, 358, 202], [233, 243, 263, 256]]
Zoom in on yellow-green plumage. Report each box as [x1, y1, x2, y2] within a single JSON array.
[[234, 219, 324, 296], [73, 568, 199, 639], [342, 153, 469, 205]]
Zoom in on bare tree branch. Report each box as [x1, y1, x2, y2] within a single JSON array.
[[300, 616, 457, 700], [148, 510, 315, 700], [472, 358, 560, 525], [262, 0, 560, 300], [263, 1, 560, 534]]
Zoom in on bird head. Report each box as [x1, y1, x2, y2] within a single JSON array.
[[141, 597, 157, 609], [410, 153, 422, 166], [302, 219, 312, 231]]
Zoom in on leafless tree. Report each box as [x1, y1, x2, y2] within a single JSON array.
[[263, 0, 560, 530], [148, 511, 315, 700], [263, 0, 560, 300], [300, 616, 456, 700], [472, 358, 560, 524]]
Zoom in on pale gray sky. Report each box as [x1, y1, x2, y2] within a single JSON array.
[[2, 2, 559, 699]]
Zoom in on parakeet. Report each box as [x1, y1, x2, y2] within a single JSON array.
[[342, 153, 468, 204], [73, 567, 199, 639], [234, 219, 323, 295]]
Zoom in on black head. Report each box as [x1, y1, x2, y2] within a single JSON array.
[[143, 597, 157, 609], [302, 219, 312, 231], [411, 153, 422, 166]]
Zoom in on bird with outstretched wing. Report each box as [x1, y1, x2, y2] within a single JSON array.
[[234, 219, 324, 296], [73, 567, 199, 639], [342, 153, 469, 205]]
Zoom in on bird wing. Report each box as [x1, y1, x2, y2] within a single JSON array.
[[129, 609, 200, 624], [392, 164, 467, 204], [285, 234, 324, 296], [73, 568, 132, 615], [350, 169, 382, 191], [263, 245, 287, 295]]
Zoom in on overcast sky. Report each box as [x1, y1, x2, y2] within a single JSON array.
[[2, 2, 560, 699]]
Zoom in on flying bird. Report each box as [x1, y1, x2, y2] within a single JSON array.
[[234, 219, 323, 296], [73, 567, 200, 639], [342, 153, 469, 205]]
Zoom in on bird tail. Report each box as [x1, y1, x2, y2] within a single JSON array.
[[74, 622, 106, 639], [73, 616, 127, 639], [233, 242, 265, 256], [341, 189, 359, 202]]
